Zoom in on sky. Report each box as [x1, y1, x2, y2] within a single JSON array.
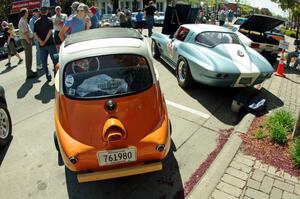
[[244, 0, 288, 17]]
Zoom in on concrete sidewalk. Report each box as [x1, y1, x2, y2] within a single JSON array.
[[188, 67, 300, 198]]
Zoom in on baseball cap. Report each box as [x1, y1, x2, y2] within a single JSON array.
[[32, 8, 39, 13], [71, 1, 80, 11], [77, 3, 89, 13], [89, 6, 97, 15], [40, 7, 48, 12]]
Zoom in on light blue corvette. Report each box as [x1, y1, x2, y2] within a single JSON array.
[[151, 24, 274, 88]]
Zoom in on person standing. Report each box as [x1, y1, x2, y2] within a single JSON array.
[[29, 8, 42, 70], [124, 6, 132, 28], [136, 9, 144, 34], [89, 6, 100, 29], [1, 21, 23, 67], [59, 3, 90, 42], [219, 9, 226, 26], [117, 8, 127, 27], [34, 7, 58, 81], [18, 8, 36, 79], [52, 6, 68, 51], [144, 1, 156, 37]]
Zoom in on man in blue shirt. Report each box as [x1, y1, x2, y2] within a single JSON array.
[[89, 6, 100, 29], [29, 8, 42, 70]]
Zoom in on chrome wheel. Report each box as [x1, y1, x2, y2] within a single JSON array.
[[0, 108, 10, 139], [178, 60, 187, 83]]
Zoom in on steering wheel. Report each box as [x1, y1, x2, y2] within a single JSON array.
[[71, 57, 101, 74]]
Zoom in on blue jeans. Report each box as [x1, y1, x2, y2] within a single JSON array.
[[33, 39, 41, 67], [146, 16, 154, 37], [40, 45, 58, 79]]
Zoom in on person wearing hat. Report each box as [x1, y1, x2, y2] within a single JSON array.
[[52, 6, 68, 51], [18, 8, 37, 79], [69, 1, 80, 19], [34, 6, 58, 81], [59, 3, 90, 42], [29, 8, 42, 70], [1, 21, 23, 67], [89, 6, 100, 29]]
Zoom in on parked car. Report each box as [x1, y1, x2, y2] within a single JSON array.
[[101, 14, 120, 27], [151, 24, 274, 88], [0, 86, 12, 146], [54, 28, 171, 182], [154, 12, 165, 26], [0, 29, 23, 58], [232, 14, 285, 64]]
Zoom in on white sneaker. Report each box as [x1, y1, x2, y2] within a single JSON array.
[[37, 65, 43, 70]]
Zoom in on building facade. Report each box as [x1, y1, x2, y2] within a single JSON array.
[[95, 0, 167, 14]]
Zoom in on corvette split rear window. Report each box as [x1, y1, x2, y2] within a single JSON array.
[[196, 32, 241, 47]]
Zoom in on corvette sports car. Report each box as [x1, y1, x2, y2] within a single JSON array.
[[54, 28, 171, 182], [151, 24, 274, 88]]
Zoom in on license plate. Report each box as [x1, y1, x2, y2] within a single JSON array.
[[98, 147, 137, 166], [239, 77, 252, 85]]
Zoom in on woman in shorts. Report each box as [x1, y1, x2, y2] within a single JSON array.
[[2, 22, 23, 67]]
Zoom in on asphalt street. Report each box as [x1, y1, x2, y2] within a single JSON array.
[[0, 27, 280, 199]]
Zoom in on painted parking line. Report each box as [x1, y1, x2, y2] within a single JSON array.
[[166, 100, 210, 119]]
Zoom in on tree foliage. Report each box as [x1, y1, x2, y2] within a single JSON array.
[[0, 0, 12, 21]]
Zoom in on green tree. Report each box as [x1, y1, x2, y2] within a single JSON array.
[[271, 0, 300, 38], [0, 0, 12, 21]]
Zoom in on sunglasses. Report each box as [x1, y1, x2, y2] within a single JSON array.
[[78, 9, 85, 12]]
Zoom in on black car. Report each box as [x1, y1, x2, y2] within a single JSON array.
[[0, 86, 12, 146]]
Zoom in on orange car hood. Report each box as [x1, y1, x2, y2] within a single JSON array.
[[57, 84, 165, 148]]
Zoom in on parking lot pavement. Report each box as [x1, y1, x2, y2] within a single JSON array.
[[0, 27, 284, 199]]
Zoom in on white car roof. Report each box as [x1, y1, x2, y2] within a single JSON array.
[[59, 28, 149, 67]]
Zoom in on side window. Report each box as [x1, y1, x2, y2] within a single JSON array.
[[175, 27, 190, 42]]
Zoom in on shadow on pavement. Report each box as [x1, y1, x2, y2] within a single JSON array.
[[64, 142, 183, 199], [17, 77, 41, 99], [0, 136, 13, 167], [0, 64, 18, 75], [157, 59, 284, 125], [34, 82, 55, 104]]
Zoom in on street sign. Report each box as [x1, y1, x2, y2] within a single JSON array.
[[11, 0, 41, 13], [279, 40, 289, 50]]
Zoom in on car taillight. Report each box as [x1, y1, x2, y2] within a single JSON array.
[[251, 43, 260, 48]]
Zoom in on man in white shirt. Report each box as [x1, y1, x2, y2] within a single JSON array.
[[18, 8, 36, 79], [52, 6, 68, 51]]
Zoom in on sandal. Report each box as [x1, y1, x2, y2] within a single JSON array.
[[5, 62, 11, 66]]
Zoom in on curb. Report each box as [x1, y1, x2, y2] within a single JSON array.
[[187, 113, 256, 199]]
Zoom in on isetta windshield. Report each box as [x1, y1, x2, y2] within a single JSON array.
[[63, 54, 153, 98]]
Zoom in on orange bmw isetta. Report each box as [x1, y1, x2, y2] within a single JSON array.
[[54, 28, 171, 182]]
